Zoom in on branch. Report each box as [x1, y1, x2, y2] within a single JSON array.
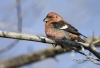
[[0, 46, 68, 68], [0, 30, 99, 57], [84, 37, 100, 46], [0, 30, 99, 68]]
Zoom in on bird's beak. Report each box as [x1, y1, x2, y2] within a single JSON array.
[[43, 17, 50, 22]]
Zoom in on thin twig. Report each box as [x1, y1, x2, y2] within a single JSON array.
[[81, 46, 100, 65], [0, 0, 22, 53]]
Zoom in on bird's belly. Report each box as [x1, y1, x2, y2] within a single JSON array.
[[45, 28, 70, 39]]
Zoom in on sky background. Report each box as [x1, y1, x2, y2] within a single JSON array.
[[0, 0, 100, 68]]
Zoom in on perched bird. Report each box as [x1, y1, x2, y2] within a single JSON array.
[[43, 12, 87, 49]]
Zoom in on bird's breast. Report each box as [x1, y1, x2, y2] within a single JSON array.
[[45, 27, 64, 39]]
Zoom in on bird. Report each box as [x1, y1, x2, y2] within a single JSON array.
[[43, 12, 87, 50]]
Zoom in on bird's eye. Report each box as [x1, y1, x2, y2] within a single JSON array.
[[49, 16, 52, 18], [56, 16, 58, 18]]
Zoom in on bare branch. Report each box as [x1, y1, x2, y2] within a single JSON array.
[[0, 30, 99, 67], [0, 46, 69, 68], [0, 30, 99, 57], [78, 42, 100, 59], [81, 46, 100, 65], [84, 37, 100, 46], [71, 50, 89, 63], [72, 31, 100, 64], [0, 31, 100, 58]]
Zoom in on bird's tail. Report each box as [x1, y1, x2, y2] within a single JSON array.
[[76, 37, 85, 43], [80, 33, 87, 38]]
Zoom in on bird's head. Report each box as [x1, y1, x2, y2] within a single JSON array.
[[43, 12, 63, 23]]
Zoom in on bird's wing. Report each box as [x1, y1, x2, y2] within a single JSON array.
[[51, 20, 79, 35], [51, 20, 87, 37]]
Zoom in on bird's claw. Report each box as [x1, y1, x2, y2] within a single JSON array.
[[52, 44, 57, 47], [63, 48, 66, 52]]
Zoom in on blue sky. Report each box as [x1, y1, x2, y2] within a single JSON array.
[[0, 0, 100, 68]]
